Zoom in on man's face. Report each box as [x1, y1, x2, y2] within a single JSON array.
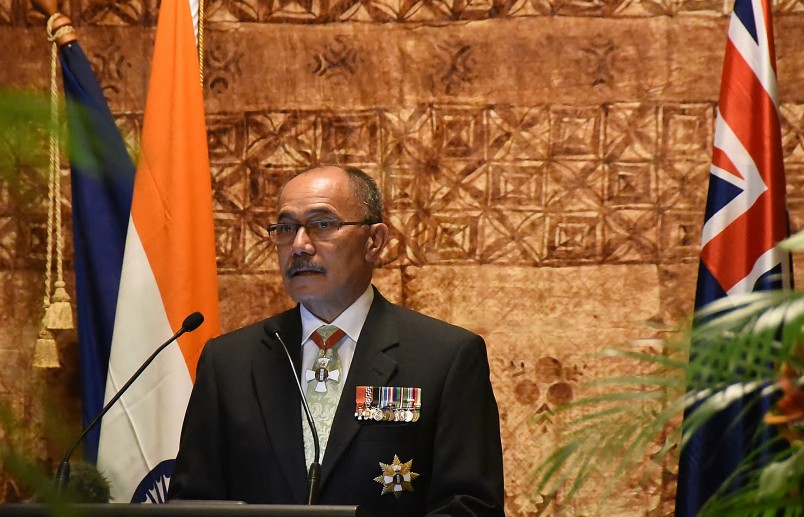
[[275, 167, 386, 322]]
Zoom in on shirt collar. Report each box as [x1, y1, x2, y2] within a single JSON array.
[[299, 285, 374, 346]]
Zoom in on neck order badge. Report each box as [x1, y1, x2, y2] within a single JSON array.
[[303, 325, 347, 466], [305, 325, 346, 393]]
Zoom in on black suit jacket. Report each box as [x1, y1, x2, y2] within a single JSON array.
[[169, 289, 504, 516]]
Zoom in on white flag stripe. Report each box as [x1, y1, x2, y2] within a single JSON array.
[[97, 217, 193, 501]]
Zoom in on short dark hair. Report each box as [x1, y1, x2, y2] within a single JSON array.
[[280, 165, 384, 223], [341, 166, 383, 224]]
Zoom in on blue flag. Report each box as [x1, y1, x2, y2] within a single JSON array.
[[675, 0, 791, 514], [59, 41, 135, 463]]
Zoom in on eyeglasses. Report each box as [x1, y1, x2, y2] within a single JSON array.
[[267, 220, 372, 245]]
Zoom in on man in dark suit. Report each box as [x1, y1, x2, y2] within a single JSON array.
[[168, 165, 504, 516]]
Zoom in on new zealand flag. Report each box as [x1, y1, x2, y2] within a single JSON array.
[[675, 0, 791, 514]]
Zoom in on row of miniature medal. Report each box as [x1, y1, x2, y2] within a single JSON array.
[[355, 386, 422, 422]]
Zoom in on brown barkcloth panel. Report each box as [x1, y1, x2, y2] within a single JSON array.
[[1, 2, 803, 513]]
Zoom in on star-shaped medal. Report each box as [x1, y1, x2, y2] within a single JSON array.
[[373, 455, 419, 497]]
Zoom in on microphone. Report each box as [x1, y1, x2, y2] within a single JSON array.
[[55, 311, 205, 491], [267, 327, 321, 505]]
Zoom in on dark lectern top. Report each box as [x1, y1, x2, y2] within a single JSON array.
[[0, 503, 371, 517]]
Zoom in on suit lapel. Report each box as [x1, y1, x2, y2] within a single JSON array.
[[319, 291, 399, 487], [252, 308, 308, 503]]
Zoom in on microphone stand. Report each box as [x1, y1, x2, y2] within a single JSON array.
[[55, 312, 204, 491], [271, 330, 321, 505]]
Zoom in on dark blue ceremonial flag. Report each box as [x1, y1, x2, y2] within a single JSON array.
[[675, 0, 790, 514], [59, 42, 135, 463]]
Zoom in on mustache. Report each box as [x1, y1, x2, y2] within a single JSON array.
[[285, 257, 326, 278]]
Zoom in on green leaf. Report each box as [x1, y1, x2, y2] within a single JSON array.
[[758, 443, 804, 499]]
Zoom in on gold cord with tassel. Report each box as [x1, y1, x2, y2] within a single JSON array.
[[33, 12, 75, 368], [45, 13, 74, 332]]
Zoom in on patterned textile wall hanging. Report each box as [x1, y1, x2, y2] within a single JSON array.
[[0, 0, 802, 513]]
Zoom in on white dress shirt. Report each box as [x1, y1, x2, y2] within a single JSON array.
[[298, 285, 374, 385]]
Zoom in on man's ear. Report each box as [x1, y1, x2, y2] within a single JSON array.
[[365, 223, 390, 263]]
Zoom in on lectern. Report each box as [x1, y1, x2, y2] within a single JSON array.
[[0, 503, 371, 517]]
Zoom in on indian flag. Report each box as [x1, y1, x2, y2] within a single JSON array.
[[96, 0, 221, 502]]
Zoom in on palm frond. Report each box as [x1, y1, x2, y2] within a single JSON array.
[[533, 285, 804, 514]]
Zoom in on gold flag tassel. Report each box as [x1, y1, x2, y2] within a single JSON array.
[[47, 280, 74, 330], [33, 327, 59, 369], [33, 12, 76, 368], [44, 12, 74, 332]]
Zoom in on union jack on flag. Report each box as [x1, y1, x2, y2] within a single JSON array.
[[676, 0, 791, 514], [696, 0, 790, 309]]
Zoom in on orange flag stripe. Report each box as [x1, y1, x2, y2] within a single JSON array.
[[131, 0, 220, 381]]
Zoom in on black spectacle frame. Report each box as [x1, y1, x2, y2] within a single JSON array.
[[267, 220, 373, 244]]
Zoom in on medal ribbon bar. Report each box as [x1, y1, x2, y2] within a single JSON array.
[[355, 386, 422, 422]]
